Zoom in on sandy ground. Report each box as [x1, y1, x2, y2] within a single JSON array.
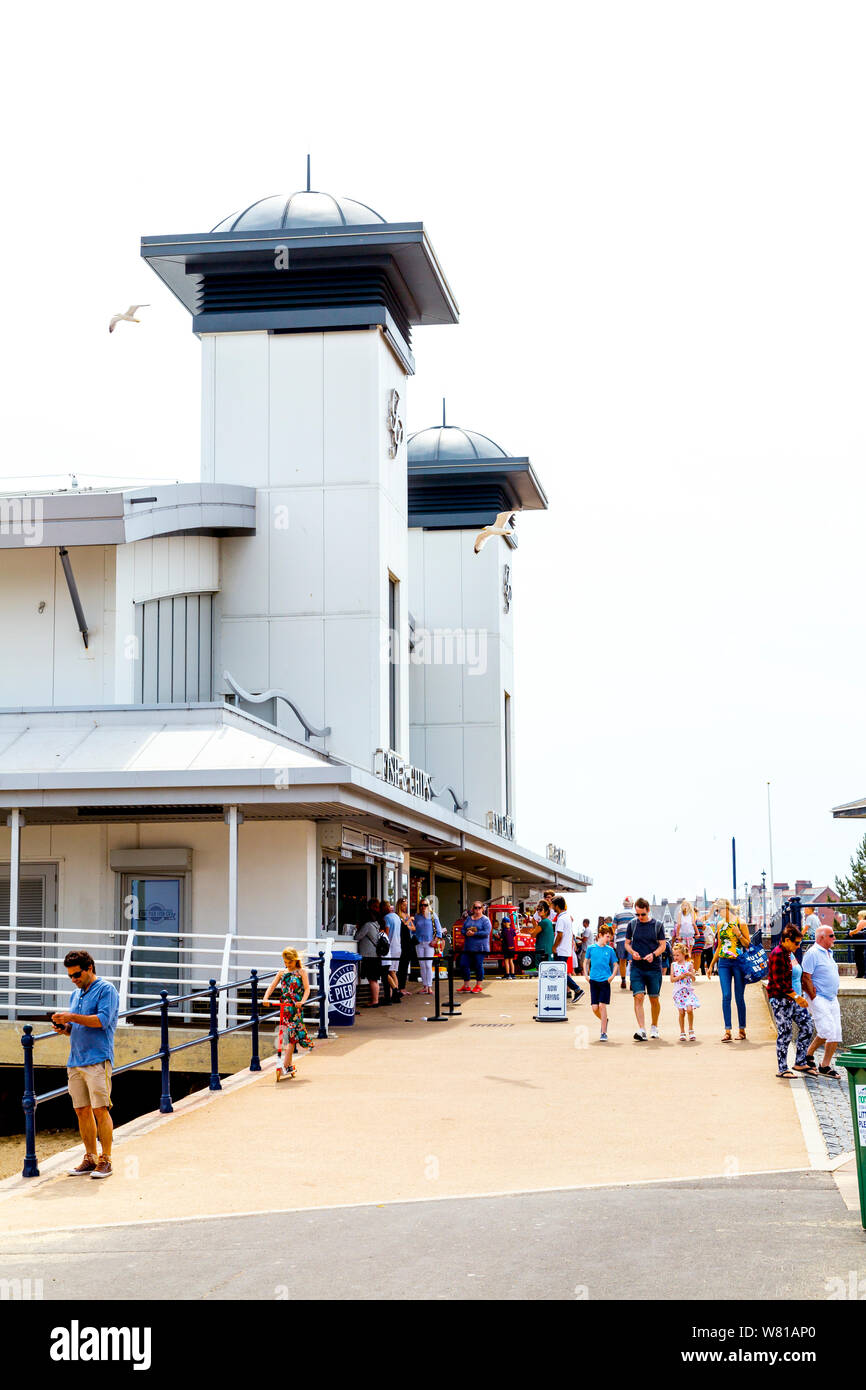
[[0, 973, 811, 1232]]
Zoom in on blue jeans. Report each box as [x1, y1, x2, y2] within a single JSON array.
[[461, 951, 484, 983], [718, 957, 746, 1029]]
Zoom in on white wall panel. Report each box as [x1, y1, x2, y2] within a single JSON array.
[[269, 333, 324, 487], [213, 333, 269, 485], [268, 489, 324, 617]]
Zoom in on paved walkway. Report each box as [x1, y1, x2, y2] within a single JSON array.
[[804, 1072, 855, 1159], [0, 973, 816, 1234], [0, 1170, 861, 1300]]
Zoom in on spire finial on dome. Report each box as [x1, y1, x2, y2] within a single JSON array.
[[306, 154, 311, 192], [442, 397, 446, 427]]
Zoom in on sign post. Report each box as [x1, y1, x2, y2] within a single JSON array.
[[535, 958, 568, 1022]]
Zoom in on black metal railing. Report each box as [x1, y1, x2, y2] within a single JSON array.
[[19, 954, 327, 1179]]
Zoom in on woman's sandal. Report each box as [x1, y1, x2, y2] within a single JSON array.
[[721, 1032, 733, 1042], [776, 1070, 795, 1079], [793, 1063, 817, 1074], [737, 1029, 747, 1040]]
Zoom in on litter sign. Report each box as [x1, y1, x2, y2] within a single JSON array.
[[855, 1084, 866, 1146]]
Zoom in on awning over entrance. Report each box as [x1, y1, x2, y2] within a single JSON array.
[[0, 704, 591, 892]]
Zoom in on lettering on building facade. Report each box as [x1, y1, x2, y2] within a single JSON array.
[[374, 748, 433, 801]]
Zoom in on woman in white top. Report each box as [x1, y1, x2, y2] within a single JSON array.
[[675, 900, 698, 974]]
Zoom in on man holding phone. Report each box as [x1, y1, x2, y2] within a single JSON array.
[[51, 950, 120, 1179]]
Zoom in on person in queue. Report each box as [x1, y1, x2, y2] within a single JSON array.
[[354, 903, 383, 1007], [413, 898, 443, 995], [395, 896, 415, 995], [458, 900, 492, 994], [707, 897, 750, 1042], [382, 900, 403, 1003], [529, 900, 555, 968], [552, 895, 584, 1003]]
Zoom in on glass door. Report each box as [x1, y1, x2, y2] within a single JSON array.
[[124, 876, 182, 1010]]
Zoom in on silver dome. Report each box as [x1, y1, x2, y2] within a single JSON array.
[[407, 426, 510, 463], [212, 189, 385, 234]]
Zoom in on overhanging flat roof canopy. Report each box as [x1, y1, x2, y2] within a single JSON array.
[[0, 483, 255, 549], [832, 796, 866, 818], [0, 705, 590, 892]]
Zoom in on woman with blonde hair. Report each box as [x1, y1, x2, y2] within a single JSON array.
[[263, 947, 314, 1081], [707, 898, 751, 1042], [850, 909, 866, 979]]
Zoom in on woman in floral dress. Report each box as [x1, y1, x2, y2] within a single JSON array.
[[263, 947, 314, 1081]]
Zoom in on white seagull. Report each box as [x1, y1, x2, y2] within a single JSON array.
[[474, 510, 516, 554], [109, 304, 149, 334]]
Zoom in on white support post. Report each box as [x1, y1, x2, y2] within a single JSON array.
[[222, 806, 242, 1031], [322, 937, 333, 1039], [7, 810, 22, 1022], [218, 931, 233, 1032], [118, 926, 136, 1024]]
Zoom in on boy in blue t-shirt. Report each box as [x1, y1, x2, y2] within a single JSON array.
[[583, 926, 619, 1041]]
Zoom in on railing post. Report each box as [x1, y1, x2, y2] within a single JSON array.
[[425, 949, 448, 1022], [208, 979, 222, 1091], [159, 991, 173, 1114], [442, 950, 462, 1016], [249, 969, 261, 1072], [21, 1025, 39, 1177], [317, 953, 328, 1040]]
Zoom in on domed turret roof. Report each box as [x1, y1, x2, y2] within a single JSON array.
[[407, 425, 509, 463], [211, 189, 385, 234]]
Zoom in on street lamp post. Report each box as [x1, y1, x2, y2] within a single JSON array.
[[761, 869, 767, 935]]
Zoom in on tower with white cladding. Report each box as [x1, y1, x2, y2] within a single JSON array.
[[406, 422, 548, 833], [142, 180, 458, 770]]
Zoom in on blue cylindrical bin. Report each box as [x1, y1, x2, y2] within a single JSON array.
[[328, 951, 359, 1027]]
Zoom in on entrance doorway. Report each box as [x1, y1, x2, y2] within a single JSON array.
[[433, 875, 461, 935], [337, 864, 372, 933]]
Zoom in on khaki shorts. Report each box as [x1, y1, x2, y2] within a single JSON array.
[[67, 1062, 113, 1110]]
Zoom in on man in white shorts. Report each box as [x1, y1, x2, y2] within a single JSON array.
[[802, 925, 842, 1079]]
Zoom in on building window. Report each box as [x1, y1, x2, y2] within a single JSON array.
[[134, 594, 213, 704], [504, 691, 513, 815], [388, 575, 399, 751], [0, 863, 58, 1011]]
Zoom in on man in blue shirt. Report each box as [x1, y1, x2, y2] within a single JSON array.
[[382, 901, 403, 1004], [51, 950, 120, 1179], [802, 926, 842, 1079]]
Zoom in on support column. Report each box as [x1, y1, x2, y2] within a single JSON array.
[[7, 810, 23, 1021], [221, 807, 243, 1031]]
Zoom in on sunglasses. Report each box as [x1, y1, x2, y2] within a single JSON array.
[[68, 969, 84, 979]]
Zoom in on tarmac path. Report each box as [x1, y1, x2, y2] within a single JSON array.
[[0, 972, 816, 1236]]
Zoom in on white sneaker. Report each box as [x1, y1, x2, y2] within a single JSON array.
[[650, 1025, 660, 1039]]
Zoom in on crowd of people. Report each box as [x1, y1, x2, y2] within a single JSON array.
[[352, 895, 445, 1007]]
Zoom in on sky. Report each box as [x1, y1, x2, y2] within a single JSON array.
[[1, 1, 864, 919]]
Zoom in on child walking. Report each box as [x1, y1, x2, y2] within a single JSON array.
[[671, 942, 700, 1040], [263, 947, 315, 1081], [583, 925, 618, 1041]]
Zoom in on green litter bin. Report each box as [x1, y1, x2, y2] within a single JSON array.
[[837, 1041, 866, 1230]]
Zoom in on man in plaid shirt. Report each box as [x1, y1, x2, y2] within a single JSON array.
[[767, 926, 815, 1079]]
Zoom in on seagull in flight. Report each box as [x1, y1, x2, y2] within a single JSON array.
[[474, 510, 516, 554], [109, 305, 149, 333]]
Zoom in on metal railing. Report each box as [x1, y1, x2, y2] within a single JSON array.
[[19, 950, 329, 1179], [0, 924, 330, 1028]]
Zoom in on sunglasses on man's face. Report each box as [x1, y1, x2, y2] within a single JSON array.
[[68, 969, 83, 979]]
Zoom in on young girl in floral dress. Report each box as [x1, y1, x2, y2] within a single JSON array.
[[263, 947, 314, 1081], [671, 941, 700, 1041]]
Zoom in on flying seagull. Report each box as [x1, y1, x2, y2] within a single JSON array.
[[109, 305, 149, 333], [474, 511, 516, 554]]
